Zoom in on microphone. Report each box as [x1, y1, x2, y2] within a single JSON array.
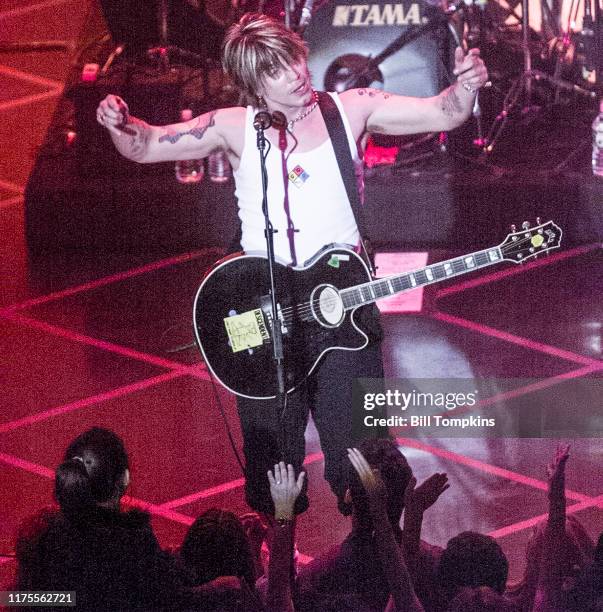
[[271, 111, 288, 151], [271, 111, 288, 131], [253, 111, 272, 131]]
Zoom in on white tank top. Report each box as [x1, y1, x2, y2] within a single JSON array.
[[233, 92, 363, 266]]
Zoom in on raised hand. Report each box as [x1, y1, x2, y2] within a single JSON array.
[[547, 443, 570, 502], [347, 447, 387, 513], [96, 94, 130, 135], [267, 462, 305, 521], [403, 472, 449, 515], [453, 47, 489, 93], [547, 443, 570, 480]]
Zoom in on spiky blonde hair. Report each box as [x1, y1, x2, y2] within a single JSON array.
[[222, 13, 308, 104]]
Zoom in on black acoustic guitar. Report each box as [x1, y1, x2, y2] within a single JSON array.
[[193, 220, 562, 399]]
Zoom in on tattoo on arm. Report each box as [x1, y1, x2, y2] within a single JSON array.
[[357, 88, 390, 99], [158, 111, 217, 144], [129, 126, 150, 159], [440, 87, 463, 117], [116, 117, 151, 161]]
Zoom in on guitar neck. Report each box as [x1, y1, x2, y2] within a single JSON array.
[[340, 246, 504, 309]]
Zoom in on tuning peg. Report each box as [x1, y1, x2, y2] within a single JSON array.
[[522, 221, 531, 230], [536, 216, 541, 225], [510, 224, 516, 232]]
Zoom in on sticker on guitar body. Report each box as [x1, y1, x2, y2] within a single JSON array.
[[224, 309, 270, 353]]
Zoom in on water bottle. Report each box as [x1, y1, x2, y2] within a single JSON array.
[[593, 100, 603, 178], [208, 149, 231, 183], [175, 109, 204, 184]]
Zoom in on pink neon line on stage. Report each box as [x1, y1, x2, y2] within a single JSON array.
[[474, 365, 602, 410], [432, 310, 603, 367], [0, 248, 221, 315], [0, 64, 63, 89], [0, 371, 185, 434], [7, 313, 196, 371], [0, 195, 25, 208], [395, 437, 590, 502], [488, 494, 603, 539], [0, 89, 61, 113], [123, 496, 195, 527], [159, 451, 326, 510], [0, 452, 54, 479], [0, 178, 24, 194], [436, 244, 599, 298], [425, 365, 601, 425], [297, 552, 314, 565], [159, 478, 246, 510], [0, 0, 72, 20]]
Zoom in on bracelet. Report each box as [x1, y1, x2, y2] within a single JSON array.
[[275, 516, 293, 526]]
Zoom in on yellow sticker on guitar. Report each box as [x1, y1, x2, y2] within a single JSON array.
[[224, 309, 269, 353], [531, 234, 544, 247]]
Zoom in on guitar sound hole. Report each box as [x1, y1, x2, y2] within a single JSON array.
[[310, 285, 344, 328]]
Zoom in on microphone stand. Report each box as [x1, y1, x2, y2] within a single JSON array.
[[255, 115, 287, 461]]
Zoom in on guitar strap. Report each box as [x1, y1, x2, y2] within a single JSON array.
[[316, 91, 375, 276]]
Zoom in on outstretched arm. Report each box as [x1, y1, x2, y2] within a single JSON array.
[[348, 448, 424, 612], [266, 462, 305, 612], [533, 444, 570, 612], [342, 47, 488, 136], [96, 94, 243, 163]]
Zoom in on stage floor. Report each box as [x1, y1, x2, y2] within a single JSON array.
[[1, 243, 602, 587], [1, 0, 602, 595]]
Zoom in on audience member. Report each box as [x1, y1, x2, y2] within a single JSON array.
[[15, 427, 193, 610], [347, 446, 425, 612], [180, 508, 264, 610], [296, 438, 447, 611], [530, 444, 601, 612], [12, 428, 598, 612], [265, 461, 305, 612], [181, 509, 257, 588], [565, 531, 603, 611], [508, 446, 596, 612], [437, 531, 509, 604]]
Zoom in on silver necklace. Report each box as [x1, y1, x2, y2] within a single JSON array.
[[287, 90, 319, 132]]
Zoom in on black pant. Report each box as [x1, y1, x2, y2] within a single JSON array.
[[236, 337, 384, 515]]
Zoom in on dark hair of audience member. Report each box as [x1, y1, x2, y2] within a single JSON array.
[[438, 531, 509, 600], [446, 586, 516, 611], [54, 426, 129, 518], [347, 437, 412, 529], [565, 531, 603, 611], [181, 508, 256, 588]]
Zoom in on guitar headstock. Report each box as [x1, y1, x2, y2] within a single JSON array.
[[499, 220, 562, 263]]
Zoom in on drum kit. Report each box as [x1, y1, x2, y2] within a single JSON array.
[[205, 0, 601, 155], [96, 0, 601, 157]]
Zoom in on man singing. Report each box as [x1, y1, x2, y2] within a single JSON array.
[[96, 13, 488, 518]]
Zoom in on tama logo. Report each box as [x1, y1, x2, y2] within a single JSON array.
[[332, 3, 426, 26]]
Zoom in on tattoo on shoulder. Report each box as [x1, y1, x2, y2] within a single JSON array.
[[357, 88, 390, 99], [158, 111, 217, 144], [441, 87, 462, 117]]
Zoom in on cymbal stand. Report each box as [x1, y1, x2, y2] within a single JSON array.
[[484, 0, 596, 154], [147, 0, 205, 70]]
